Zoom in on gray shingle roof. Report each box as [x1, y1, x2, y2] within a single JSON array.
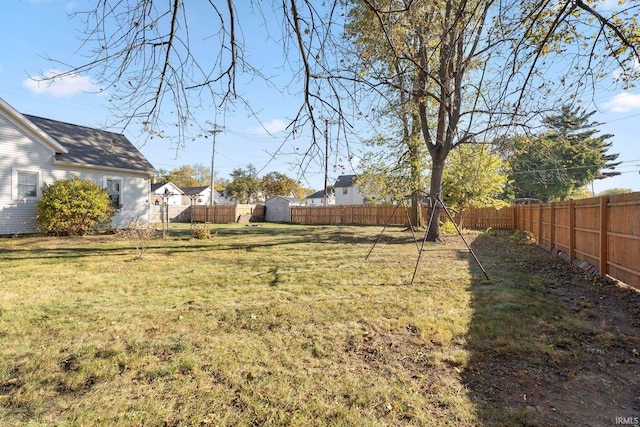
[[25, 115, 156, 174], [151, 182, 169, 192], [306, 190, 327, 199], [181, 186, 210, 196], [281, 196, 303, 203], [334, 174, 357, 188]]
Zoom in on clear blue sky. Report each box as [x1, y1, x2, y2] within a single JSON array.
[[1, 0, 638, 194]]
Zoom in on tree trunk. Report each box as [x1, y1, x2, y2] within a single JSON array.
[[410, 192, 422, 229], [408, 131, 423, 229], [426, 154, 446, 242]]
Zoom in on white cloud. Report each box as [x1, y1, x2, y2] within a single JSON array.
[[611, 57, 640, 84], [27, 0, 77, 9], [251, 118, 288, 134], [22, 69, 99, 98], [603, 92, 640, 113]]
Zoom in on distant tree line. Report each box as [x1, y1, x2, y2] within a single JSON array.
[[154, 164, 311, 204], [224, 165, 310, 204]]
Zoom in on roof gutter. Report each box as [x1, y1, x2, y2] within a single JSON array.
[[53, 159, 156, 176]]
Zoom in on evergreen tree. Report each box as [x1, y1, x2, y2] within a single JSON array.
[[507, 106, 620, 201]]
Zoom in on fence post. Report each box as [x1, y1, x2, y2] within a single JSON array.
[[538, 204, 543, 245], [599, 196, 608, 277], [569, 199, 575, 260], [549, 202, 555, 251]]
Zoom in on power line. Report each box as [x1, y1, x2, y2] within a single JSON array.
[[602, 112, 640, 124], [510, 159, 640, 175]]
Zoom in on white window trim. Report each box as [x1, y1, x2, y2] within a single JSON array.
[[103, 176, 124, 211], [12, 168, 41, 201]]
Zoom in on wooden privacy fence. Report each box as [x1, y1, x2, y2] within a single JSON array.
[[291, 204, 472, 226], [289, 204, 505, 228], [514, 192, 640, 289], [291, 205, 410, 225], [191, 204, 265, 224], [289, 192, 640, 288], [460, 206, 515, 229]]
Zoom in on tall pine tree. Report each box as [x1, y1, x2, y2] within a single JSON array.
[[507, 106, 620, 201]]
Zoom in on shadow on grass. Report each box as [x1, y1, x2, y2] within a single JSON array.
[[162, 223, 419, 255], [0, 224, 417, 262], [213, 223, 417, 244], [463, 233, 640, 426]]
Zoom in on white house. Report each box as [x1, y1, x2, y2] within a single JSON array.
[[305, 190, 335, 206], [265, 195, 304, 222], [0, 97, 156, 235], [180, 186, 233, 206], [151, 182, 184, 206], [333, 174, 365, 205], [180, 186, 210, 205]]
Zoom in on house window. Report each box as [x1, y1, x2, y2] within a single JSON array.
[[342, 187, 349, 195], [105, 177, 123, 210], [17, 171, 39, 198]]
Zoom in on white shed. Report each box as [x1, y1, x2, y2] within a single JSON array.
[[265, 196, 304, 223]]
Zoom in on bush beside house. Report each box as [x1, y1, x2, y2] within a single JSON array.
[[37, 177, 115, 236]]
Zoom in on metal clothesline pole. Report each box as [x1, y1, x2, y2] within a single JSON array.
[[366, 191, 490, 285]]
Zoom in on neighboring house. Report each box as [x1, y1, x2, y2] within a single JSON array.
[[265, 195, 304, 222], [180, 186, 233, 206], [0, 97, 156, 235], [151, 182, 184, 206], [305, 190, 335, 206], [215, 190, 233, 205], [180, 186, 211, 205], [333, 174, 365, 205]]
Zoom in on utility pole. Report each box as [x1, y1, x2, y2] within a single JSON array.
[[324, 119, 329, 206], [208, 124, 223, 222]]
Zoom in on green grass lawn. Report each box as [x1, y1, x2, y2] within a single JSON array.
[[0, 223, 637, 426]]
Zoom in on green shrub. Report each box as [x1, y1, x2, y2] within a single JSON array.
[[439, 220, 462, 235], [481, 227, 507, 237], [511, 229, 535, 242], [37, 177, 115, 236]]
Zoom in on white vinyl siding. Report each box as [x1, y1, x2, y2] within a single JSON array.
[[1, 109, 152, 235], [334, 185, 365, 205], [1, 113, 54, 234], [152, 183, 183, 206]]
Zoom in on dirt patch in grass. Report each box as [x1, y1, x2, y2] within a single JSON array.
[[463, 231, 640, 426]]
